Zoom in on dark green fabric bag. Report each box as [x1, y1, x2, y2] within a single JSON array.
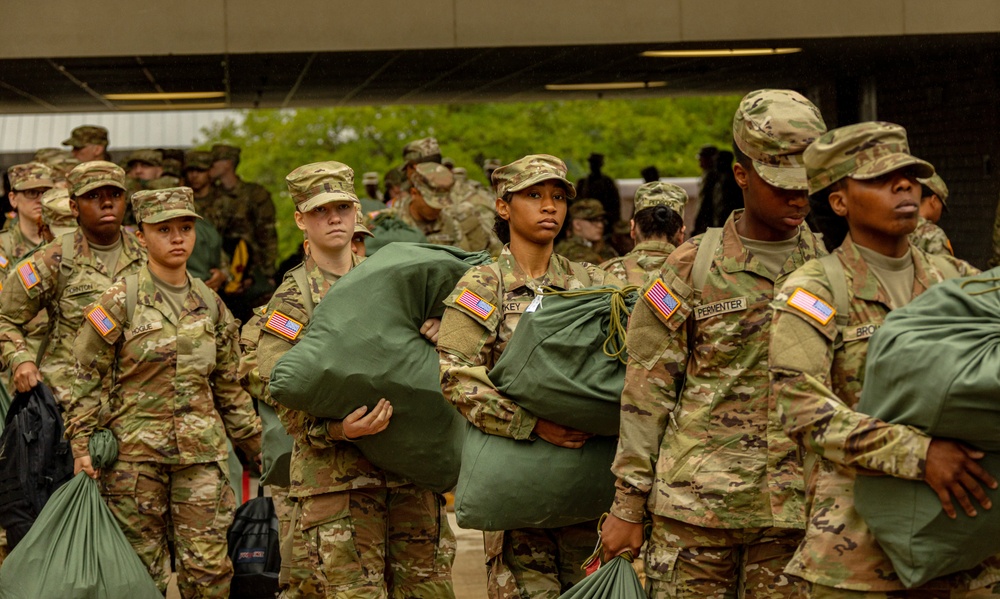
[[0, 430, 161, 599], [364, 212, 428, 256], [259, 400, 292, 487], [489, 287, 637, 436], [558, 555, 645, 599], [269, 244, 491, 493], [0, 382, 10, 434], [454, 428, 618, 530], [856, 268, 1000, 587]]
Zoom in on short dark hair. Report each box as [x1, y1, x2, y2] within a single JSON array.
[[634, 205, 683, 241]]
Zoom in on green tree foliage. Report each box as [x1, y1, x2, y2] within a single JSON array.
[[199, 96, 740, 262]]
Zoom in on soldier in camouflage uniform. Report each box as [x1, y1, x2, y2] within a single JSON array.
[[0, 161, 146, 405], [39, 187, 77, 243], [769, 122, 997, 598], [125, 149, 182, 193], [255, 161, 456, 599], [33, 148, 79, 187], [555, 199, 617, 263], [438, 155, 622, 599], [600, 90, 828, 599], [909, 172, 954, 256], [599, 181, 687, 286], [361, 171, 386, 214], [67, 186, 261, 598], [63, 125, 110, 163], [1, 163, 53, 275]]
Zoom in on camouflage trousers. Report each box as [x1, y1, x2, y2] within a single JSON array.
[[645, 516, 806, 599], [269, 485, 296, 589], [283, 485, 457, 599], [101, 460, 236, 599], [799, 583, 1000, 598], [0, 527, 7, 569], [485, 519, 599, 599]]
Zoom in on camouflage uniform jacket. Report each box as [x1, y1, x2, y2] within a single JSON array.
[[908, 215, 953, 256], [610, 211, 825, 530], [599, 240, 676, 286], [256, 256, 406, 498], [195, 187, 253, 257], [438, 245, 622, 441], [451, 179, 496, 220], [226, 178, 277, 279], [554, 236, 615, 264], [768, 235, 996, 591], [66, 266, 261, 464], [394, 192, 501, 255], [0, 223, 47, 360], [0, 229, 146, 405]]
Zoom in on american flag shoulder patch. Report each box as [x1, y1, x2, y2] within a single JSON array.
[[787, 288, 836, 325], [265, 310, 304, 341], [455, 289, 495, 320], [0, 254, 8, 268], [645, 279, 681, 320], [87, 305, 117, 336], [17, 261, 39, 289]]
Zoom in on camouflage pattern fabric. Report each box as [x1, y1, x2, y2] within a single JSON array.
[[225, 178, 278, 279], [392, 191, 501, 255], [909, 216, 954, 256], [610, 211, 825, 530], [644, 516, 806, 599], [493, 521, 597, 599], [451, 175, 497, 219], [0, 223, 47, 372], [769, 235, 996, 592], [66, 265, 261, 463], [62, 125, 108, 148], [492, 155, 577, 200], [7, 162, 54, 191], [99, 459, 236, 597], [195, 185, 253, 256], [554, 235, 614, 264], [633, 181, 687, 215], [402, 137, 442, 166], [599, 240, 677, 286], [0, 228, 145, 406]]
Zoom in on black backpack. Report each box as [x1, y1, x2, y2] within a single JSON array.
[[0, 382, 74, 548], [227, 487, 281, 598]]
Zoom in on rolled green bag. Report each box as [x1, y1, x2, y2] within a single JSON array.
[[269, 244, 491, 493], [455, 429, 618, 530], [856, 269, 1000, 587], [0, 430, 161, 599], [489, 287, 636, 436], [558, 554, 645, 599], [364, 212, 428, 256]]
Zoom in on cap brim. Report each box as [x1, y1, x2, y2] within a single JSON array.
[[14, 180, 55, 191], [354, 224, 374, 238], [508, 174, 578, 199], [61, 137, 76, 146], [851, 154, 935, 182], [73, 180, 127, 196], [143, 209, 202, 224], [298, 192, 360, 213], [753, 162, 808, 191]]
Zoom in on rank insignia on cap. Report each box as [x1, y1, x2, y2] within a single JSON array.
[[17, 262, 39, 290], [265, 310, 303, 341], [0, 254, 8, 268], [645, 279, 680, 319], [87, 305, 116, 335], [787, 288, 835, 325], [456, 289, 495, 320]]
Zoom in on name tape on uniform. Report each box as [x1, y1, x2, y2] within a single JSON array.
[[65, 283, 95, 297], [787, 288, 835, 325], [87, 306, 116, 335], [844, 323, 878, 342], [124, 320, 163, 341], [265, 310, 303, 341], [645, 279, 680, 319], [456, 289, 496, 320], [694, 297, 748, 320]]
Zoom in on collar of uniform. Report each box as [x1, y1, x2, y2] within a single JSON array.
[[717, 209, 822, 279], [136, 265, 204, 326], [496, 245, 576, 292], [630, 240, 676, 255], [303, 252, 363, 305], [837, 234, 937, 305], [75, 228, 146, 276]]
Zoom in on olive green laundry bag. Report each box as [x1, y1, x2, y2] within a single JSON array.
[[856, 269, 1000, 587], [558, 554, 645, 599], [0, 430, 161, 599], [364, 212, 428, 256], [269, 244, 491, 493], [489, 287, 638, 436]]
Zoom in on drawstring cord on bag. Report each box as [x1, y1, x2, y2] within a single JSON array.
[[960, 276, 1000, 296], [540, 286, 640, 364]]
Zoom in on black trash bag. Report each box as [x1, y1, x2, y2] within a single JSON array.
[[227, 487, 281, 599]]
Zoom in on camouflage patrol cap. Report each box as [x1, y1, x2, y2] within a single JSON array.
[[483, 158, 502, 171], [125, 149, 162, 167], [40, 188, 77, 237], [131, 186, 201, 224], [354, 209, 374, 239], [8, 162, 55, 191], [286, 161, 360, 212], [161, 158, 182, 179], [211, 144, 241, 163], [34, 147, 69, 163], [733, 89, 827, 191], [33, 148, 79, 180], [919, 173, 949, 205], [569, 199, 605, 221], [804, 122, 934, 194], [67, 160, 127, 197], [63, 125, 109, 148], [633, 181, 687, 215], [492, 155, 577, 200], [384, 167, 405, 188], [453, 166, 467, 178], [412, 162, 455, 209], [362, 171, 380, 185], [184, 150, 213, 171], [401, 137, 441, 166]]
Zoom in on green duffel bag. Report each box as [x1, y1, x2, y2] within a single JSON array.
[[259, 400, 292, 487], [455, 428, 618, 530], [269, 243, 491, 493], [558, 554, 645, 599], [0, 430, 160, 599], [364, 212, 428, 256], [489, 286, 637, 436]]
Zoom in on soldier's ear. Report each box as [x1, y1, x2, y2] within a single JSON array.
[[69, 198, 80, 219], [828, 184, 848, 218], [733, 162, 749, 190], [293, 210, 307, 232], [495, 198, 510, 220]]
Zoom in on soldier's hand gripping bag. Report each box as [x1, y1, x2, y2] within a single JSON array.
[[489, 287, 637, 436], [0, 430, 161, 599], [268, 244, 491, 493], [855, 269, 1000, 587]]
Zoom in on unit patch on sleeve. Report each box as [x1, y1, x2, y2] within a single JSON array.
[[787, 288, 835, 325], [456, 289, 496, 320], [87, 306, 117, 335], [645, 279, 680, 320], [265, 310, 304, 341], [17, 261, 39, 290]]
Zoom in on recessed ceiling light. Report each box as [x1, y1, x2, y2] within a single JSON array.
[[545, 81, 667, 92], [641, 48, 802, 58], [115, 102, 229, 111], [104, 91, 226, 101]]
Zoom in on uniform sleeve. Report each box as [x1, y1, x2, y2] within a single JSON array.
[[66, 286, 125, 459], [251, 187, 277, 279], [437, 272, 538, 440], [0, 250, 58, 370], [769, 270, 931, 481], [211, 301, 262, 459]]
